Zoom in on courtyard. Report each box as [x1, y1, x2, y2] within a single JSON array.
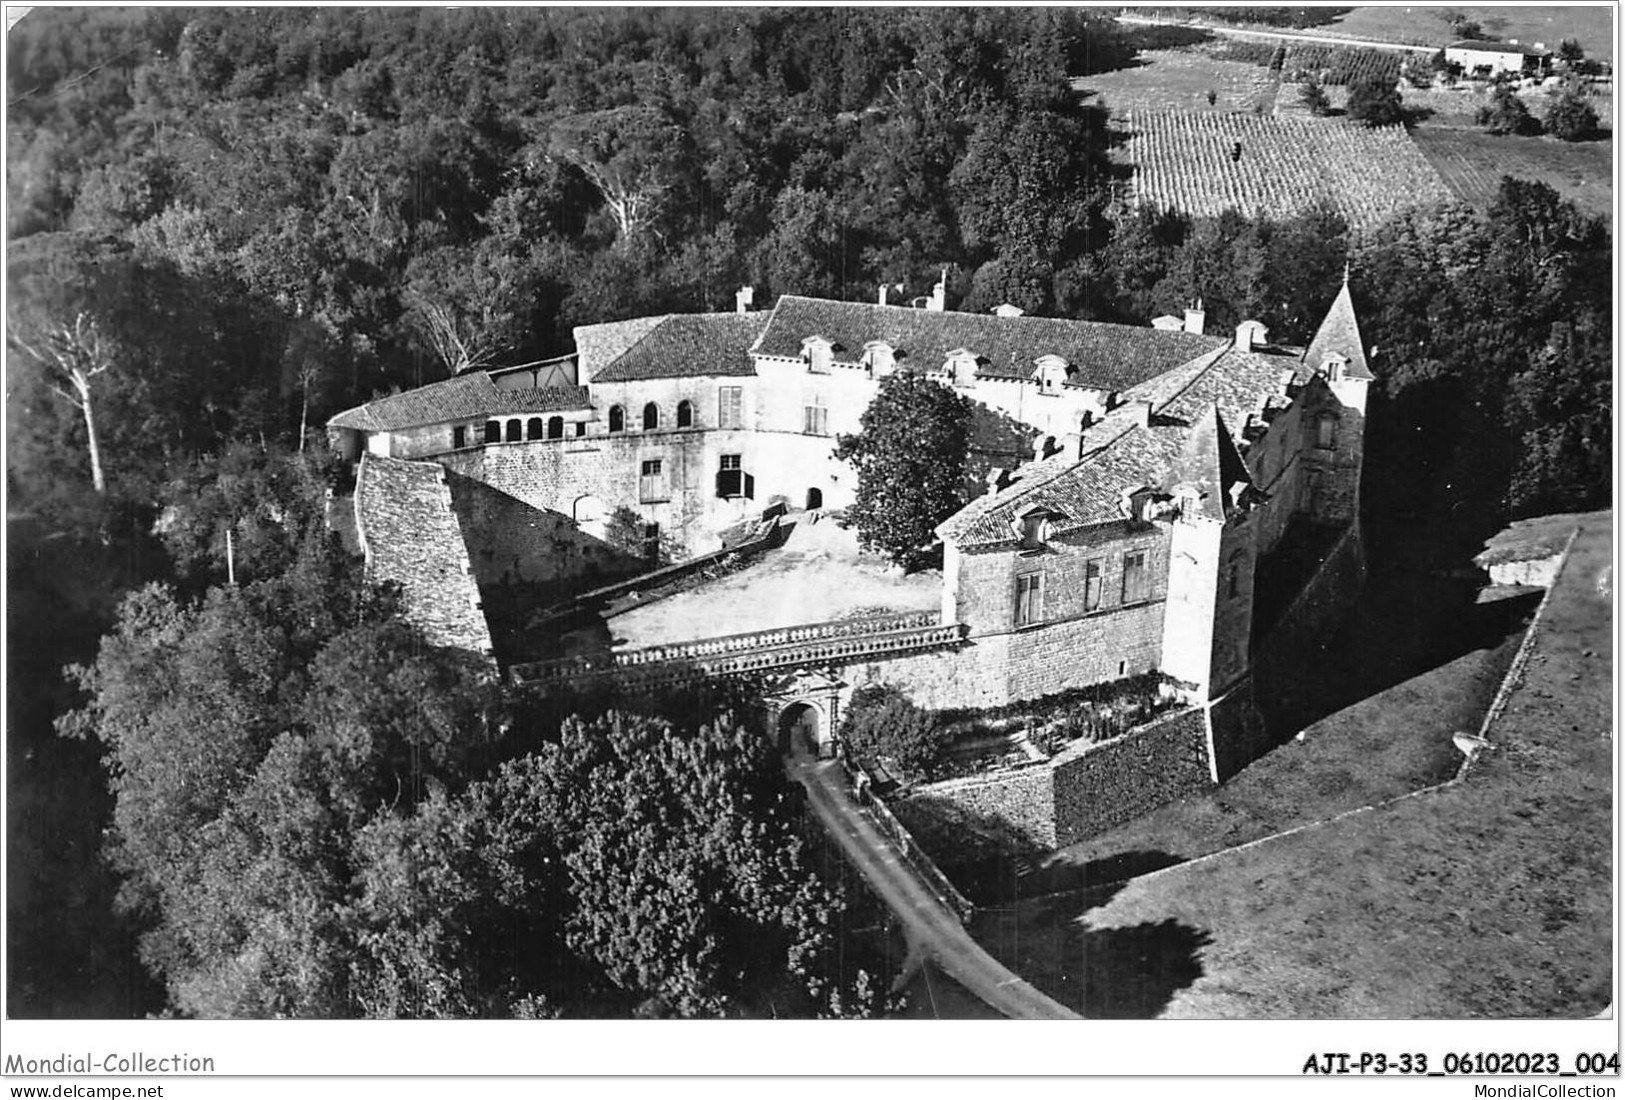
[[598, 512, 943, 651]]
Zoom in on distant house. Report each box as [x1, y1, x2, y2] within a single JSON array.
[[1445, 39, 1553, 78]]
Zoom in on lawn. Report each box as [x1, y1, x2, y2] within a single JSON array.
[[1324, 6, 1615, 61], [970, 517, 1611, 1018], [1409, 121, 1613, 221], [1077, 46, 1278, 114]]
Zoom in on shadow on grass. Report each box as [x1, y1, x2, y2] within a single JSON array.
[[1075, 919, 1213, 1018]]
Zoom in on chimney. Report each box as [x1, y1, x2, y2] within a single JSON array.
[[1125, 400, 1152, 428], [985, 468, 1012, 495], [735, 286, 754, 314], [1184, 299, 1205, 335], [928, 267, 947, 312]]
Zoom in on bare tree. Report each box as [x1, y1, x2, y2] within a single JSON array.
[[406, 298, 501, 376], [546, 107, 677, 247], [9, 312, 113, 493]]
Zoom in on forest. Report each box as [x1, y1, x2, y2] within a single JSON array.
[[6, 7, 1611, 1019]]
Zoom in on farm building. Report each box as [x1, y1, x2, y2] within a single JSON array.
[[1444, 39, 1553, 77]]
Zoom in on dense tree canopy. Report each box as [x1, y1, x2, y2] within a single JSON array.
[[834, 372, 973, 572]]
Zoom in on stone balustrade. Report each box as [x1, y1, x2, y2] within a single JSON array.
[[510, 612, 961, 686]]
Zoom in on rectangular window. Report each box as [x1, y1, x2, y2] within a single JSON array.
[[803, 403, 828, 436], [452, 426, 466, 450], [717, 453, 746, 499], [1122, 551, 1148, 604], [574, 421, 587, 437], [1084, 559, 1103, 611], [1015, 573, 1044, 627], [639, 459, 668, 503], [718, 386, 744, 429], [1316, 415, 1336, 450]]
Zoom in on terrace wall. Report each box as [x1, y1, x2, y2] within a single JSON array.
[[897, 705, 1213, 854], [898, 765, 1058, 852], [1049, 707, 1212, 847]]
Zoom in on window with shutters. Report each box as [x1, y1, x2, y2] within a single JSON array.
[[639, 459, 669, 503], [1121, 550, 1148, 604], [1014, 573, 1044, 627], [718, 386, 743, 429], [1084, 559, 1103, 611], [716, 453, 751, 499], [803, 393, 828, 436]]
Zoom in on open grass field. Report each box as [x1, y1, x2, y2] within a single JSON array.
[[1410, 123, 1614, 220], [1325, 6, 1615, 61], [1079, 46, 1276, 114], [969, 516, 1611, 1018]]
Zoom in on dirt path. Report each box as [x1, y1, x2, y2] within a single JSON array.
[[1115, 14, 1438, 55], [792, 756, 1080, 1020]]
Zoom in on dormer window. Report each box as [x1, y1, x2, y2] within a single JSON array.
[[801, 335, 835, 374], [1032, 354, 1070, 395], [1321, 353, 1349, 383], [1012, 507, 1058, 552], [943, 348, 981, 387], [861, 340, 898, 376]]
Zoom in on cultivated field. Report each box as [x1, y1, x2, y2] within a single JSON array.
[[1410, 124, 1614, 220], [1117, 109, 1455, 232]]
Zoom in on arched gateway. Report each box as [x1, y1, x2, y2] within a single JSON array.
[[763, 671, 844, 760]]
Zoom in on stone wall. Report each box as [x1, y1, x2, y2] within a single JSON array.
[[1252, 518, 1367, 729], [897, 764, 1058, 852], [1206, 678, 1271, 782], [1049, 706, 1212, 846], [895, 704, 1214, 854], [442, 470, 641, 590]]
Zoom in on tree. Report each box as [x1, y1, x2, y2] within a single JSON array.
[[838, 684, 950, 778], [1346, 75, 1404, 127], [1476, 82, 1542, 136], [533, 708, 843, 1017], [1299, 76, 1330, 115], [833, 371, 972, 572], [545, 106, 683, 248], [8, 312, 114, 493], [1543, 88, 1599, 141], [1557, 38, 1586, 64]]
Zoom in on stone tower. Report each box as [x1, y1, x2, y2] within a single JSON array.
[[1159, 404, 1261, 698], [1301, 275, 1373, 526]]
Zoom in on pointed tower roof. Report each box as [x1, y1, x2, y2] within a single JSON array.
[[1165, 404, 1255, 521], [1303, 279, 1373, 381]]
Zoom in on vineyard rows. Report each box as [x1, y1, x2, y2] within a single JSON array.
[[1280, 43, 1404, 86], [1119, 109, 1455, 233]]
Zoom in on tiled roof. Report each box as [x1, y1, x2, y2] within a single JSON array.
[[1163, 404, 1254, 521], [574, 315, 669, 381], [1302, 281, 1373, 382], [591, 312, 770, 382], [354, 455, 493, 658], [753, 296, 1228, 391], [328, 376, 590, 432], [1137, 345, 1307, 429], [939, 417, 1186, 549]]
